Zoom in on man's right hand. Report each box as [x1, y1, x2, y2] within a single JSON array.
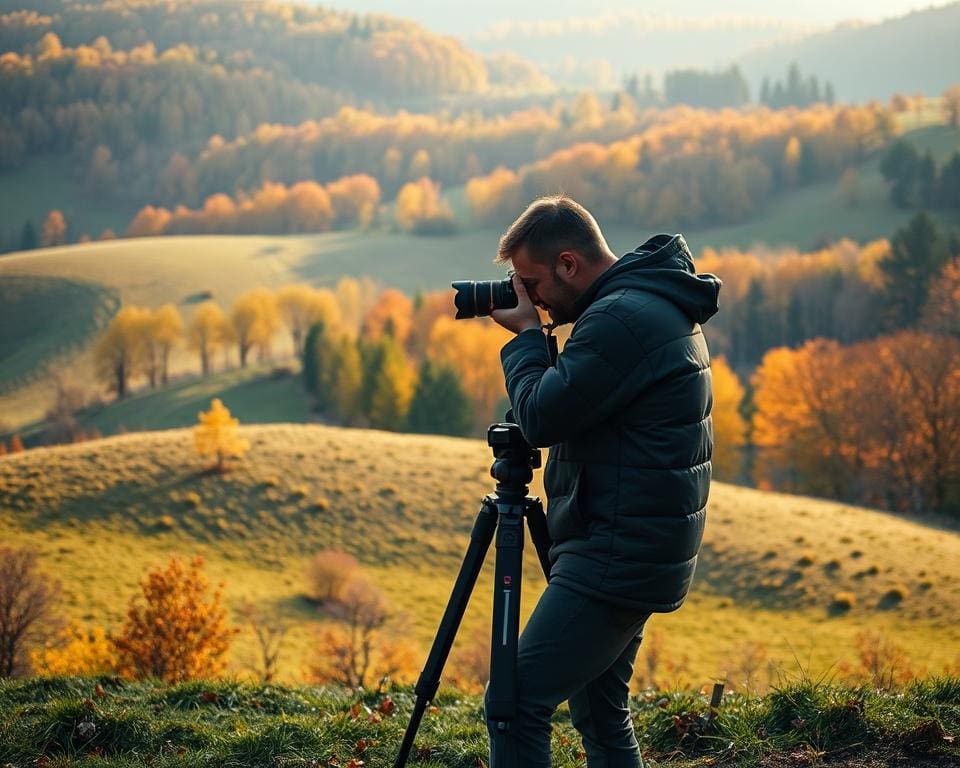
[[491, 274, 542, 334]]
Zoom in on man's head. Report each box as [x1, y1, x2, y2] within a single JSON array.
[[497, 196, 616, 325]]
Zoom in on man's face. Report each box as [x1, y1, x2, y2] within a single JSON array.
[[509, 246, 582, 325]]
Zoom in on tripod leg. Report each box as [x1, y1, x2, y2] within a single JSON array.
[[393, 499, 498, 768], [525, 498, 552, 581], [486, 499, 526, 734]]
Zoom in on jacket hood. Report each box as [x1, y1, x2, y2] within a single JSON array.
[[572, 234, 721, 324]]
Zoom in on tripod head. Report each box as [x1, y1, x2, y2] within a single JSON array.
[[488, 421, 541, 494]]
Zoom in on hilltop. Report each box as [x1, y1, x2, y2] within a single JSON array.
[[1, 424, 958, 683]]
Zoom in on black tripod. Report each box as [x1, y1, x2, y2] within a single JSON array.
[[393, 421, 553, 768]]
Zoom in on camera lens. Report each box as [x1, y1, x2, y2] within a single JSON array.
[[451, 279, 518, 319]]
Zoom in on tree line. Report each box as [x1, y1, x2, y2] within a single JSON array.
[[466, 103, 896, 229]]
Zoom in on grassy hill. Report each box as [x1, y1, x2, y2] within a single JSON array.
[[2, 425, 958, 686], [2, 122, 958, 430]]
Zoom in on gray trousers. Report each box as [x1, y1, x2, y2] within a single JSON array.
[[484, 582, 650, 768]]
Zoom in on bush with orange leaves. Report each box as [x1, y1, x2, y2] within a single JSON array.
[[112, 556, 238, 683], [306, 577, 418, 690]]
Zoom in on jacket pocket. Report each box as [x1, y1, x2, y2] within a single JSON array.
[[545, 461, 589, 542]]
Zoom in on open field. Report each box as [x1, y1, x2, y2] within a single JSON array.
[[1, 425, 958, 686]]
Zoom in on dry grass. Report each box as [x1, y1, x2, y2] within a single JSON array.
[[2, 424, 959, 684]]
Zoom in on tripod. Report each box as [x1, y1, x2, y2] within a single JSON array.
[[393, 421, 553, 768]]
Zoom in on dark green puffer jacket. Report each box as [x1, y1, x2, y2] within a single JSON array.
[[500, 234, 720, 612]]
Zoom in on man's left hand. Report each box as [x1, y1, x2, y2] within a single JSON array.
[[491, 274, 542, 334]]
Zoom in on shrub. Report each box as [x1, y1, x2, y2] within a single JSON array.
[[307, 550, 359, 604], [112, 556, 238, 683], [831, 591, 856, 612], [31, 624, 116, 676]]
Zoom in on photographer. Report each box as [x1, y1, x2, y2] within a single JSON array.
[[486, 196, 721, 768]]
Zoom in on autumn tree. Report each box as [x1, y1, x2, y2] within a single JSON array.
[[361, 288, 413, 345], [364, 336, 416, 431], [188, 301, 231, 375], [395, 177, 456, 235], [194, 398, 250, 473], [231, 288, 280, 366], [40, 209, 66, 246], [427, 317, 511, 429], [144, 304, 183, 386], [330, 335, 364, 423], [407, 360, 473, 437], [113, 556, 238, 683], [943, 85, 960, 129], [0, 547, 61, 677], [710, 356, 747, 481], [922, 255, 960, 337], [307, 550, 360, 604], [94, 306, 152, 397], [278, 284, 340, 357], [307, 578, 417, 689]]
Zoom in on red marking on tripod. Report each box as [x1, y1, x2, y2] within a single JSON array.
[[503, 575, 513, 586]]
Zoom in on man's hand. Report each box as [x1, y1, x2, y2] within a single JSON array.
[[491, 274, 542, 334]]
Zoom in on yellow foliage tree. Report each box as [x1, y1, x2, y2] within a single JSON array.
[[277, 284, 341, 356], [231, 288, 280, 366], [367, 337, 416, 430], [194, 398, 250, 473], [710, 356, 747, 481], [94, 306, 152, 398], [188, 301, 232, 375], [145, 304, 183, 387], [112, 556, 238, 683], [427, 317, 512, 428], [394, 177, 455, 234], [31, 624, 116, 676]]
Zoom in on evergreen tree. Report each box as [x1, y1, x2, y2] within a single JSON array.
[[302, 321, 337, 411], [331, 336, 363, 424], [880, 141, 921, 207], [407, 360, 472, 437], [939, 152, 960, 211], [19, 220, 37, 251], [918, 152, 938, 207], [881, 212, 948, 329]]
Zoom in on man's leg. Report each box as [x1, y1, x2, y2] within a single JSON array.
[[567, 632, 646, 768], [484, 582, 648, 768]]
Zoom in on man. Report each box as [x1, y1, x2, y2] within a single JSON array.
[[486, 195, 720, 768]]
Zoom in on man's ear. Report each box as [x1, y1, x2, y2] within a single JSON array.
[[557, 250, 578, 278]]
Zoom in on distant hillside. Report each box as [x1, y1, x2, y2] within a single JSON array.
[[738, 3, 960, 102], [2, 425, 959, 681]]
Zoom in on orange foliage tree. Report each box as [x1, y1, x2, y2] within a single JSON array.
[[113, 556, 238, 683], [40, 210, 67, 246], [427, 317, 512, 428], [362, 288, 414, 345], [709, 356, 747, 481]]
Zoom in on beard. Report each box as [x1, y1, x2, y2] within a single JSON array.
[[545, 271, 582, 325]]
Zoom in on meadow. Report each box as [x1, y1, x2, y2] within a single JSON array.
[[1, 425, 958, 688]]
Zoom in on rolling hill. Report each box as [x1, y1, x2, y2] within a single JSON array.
[[3, 123, 958, 431], [2, 424, 958, 684], [738, 2, 960, 102]]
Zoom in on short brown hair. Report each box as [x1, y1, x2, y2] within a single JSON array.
[[496, 195, 607, 265]]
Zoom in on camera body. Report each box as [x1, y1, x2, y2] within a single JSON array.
[[452, 278, 518, 319]]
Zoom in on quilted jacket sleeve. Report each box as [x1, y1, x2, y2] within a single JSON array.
[[500, 310, 654, 448]]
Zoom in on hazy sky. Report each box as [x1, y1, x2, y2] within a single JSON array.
[[320, 1, 944, 35]]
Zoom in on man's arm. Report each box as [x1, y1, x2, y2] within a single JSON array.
[[500, 310, 653, 447]]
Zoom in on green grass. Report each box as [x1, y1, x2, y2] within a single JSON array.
[[0, 275, 119, 395], [1, 425, 959, 685], [0, 676, 956, 767]]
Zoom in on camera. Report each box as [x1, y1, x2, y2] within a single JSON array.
[[451, 278, 518, 319]]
